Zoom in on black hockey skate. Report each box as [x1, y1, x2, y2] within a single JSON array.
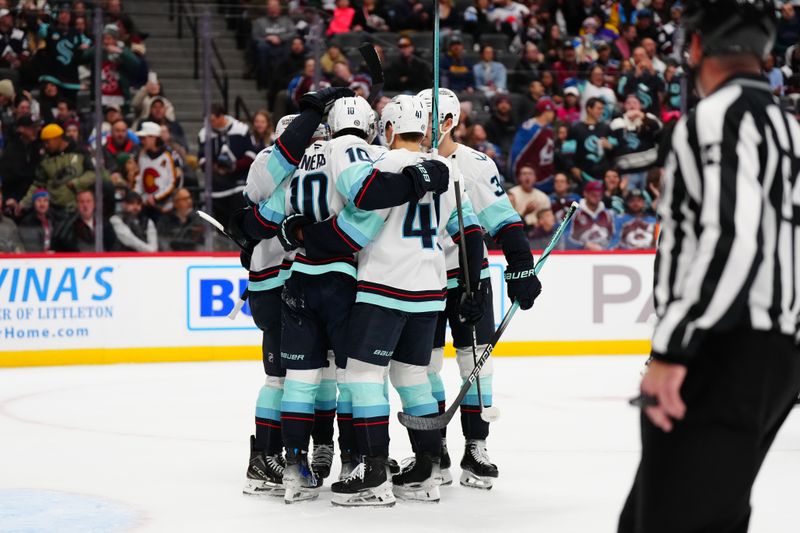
[[311, 443, 334, 479], [243, 435, 285, 497], [392, 453, 442, 503], [460, 439, 499, 490], [338, 450, 359, 481], [440, 438, 453, 486], [283, 449, 322, 504], [331, 456, 396, 507]]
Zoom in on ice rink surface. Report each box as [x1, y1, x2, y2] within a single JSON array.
[[1, 355, 798, 533]]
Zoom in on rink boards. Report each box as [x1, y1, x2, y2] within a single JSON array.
[[0, 251, 656, 366]]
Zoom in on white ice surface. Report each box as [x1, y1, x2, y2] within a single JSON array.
[[1, 356, 798, 533]]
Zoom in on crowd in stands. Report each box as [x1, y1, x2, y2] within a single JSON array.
[[1, 0, 798, 254]]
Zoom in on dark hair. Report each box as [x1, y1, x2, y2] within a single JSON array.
[[333, 128, 367, 140], [586, 97, 603, 110], [210, 103, 226, 117], [57, 97, 72, 109], [398, 132, 424, 143]]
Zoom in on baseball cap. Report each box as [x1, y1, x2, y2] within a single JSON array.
[[0, 79, 15, 99], [40, 123, 64, 141], [637, 8, 653, 18], [0, 9, 11, 17], [596, 39, 610, 50], [103, 103, 122, 114], [123, 190, 143, 204], [564, 86, 580, 97], [136, 121, 161, 137], [626, 188, 645, 200], [449, 35, 463, 46], [536, 98, 555, 114], [32, 188, 49, 201], [16, 114, 36, 128], [585, 181, 604, 193]]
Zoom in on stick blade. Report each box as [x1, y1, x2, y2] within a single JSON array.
[[197, 210, 225, 232], [358, 43, 384, 84], [397, 411, 450, 431]]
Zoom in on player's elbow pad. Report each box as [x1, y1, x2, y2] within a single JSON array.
[[498, 223, 533, 268], [353, 170, 416, 210], [455, 224, 485, 287], [274, 108, 324, 166]]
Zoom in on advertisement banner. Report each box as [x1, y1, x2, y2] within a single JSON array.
[[0, 251, 656, 366]]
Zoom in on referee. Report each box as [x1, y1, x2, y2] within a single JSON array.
[[618, 1, 800, 532]]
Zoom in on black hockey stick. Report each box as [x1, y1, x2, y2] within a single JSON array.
[[197, 210, 246, 252], [358, 43, 384, 106], [398, 202, 580, 431]]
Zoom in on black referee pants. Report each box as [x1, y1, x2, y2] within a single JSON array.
[[618, 329, 800, 533]]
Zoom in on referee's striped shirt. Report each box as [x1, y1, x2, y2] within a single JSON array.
[[652, 74, 800, 362]]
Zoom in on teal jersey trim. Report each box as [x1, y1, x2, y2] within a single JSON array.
[[336, 162, 375, 202], [258, 186, 287, 224], [291, 261, 357, 279], [446, 198, 479, 238], [255, 407, 281, 420], [478, 200, 522, 237], [446, 266, 490, 289], [356, 291, 446, 313], [248, 265, 291, 292], [267, 148, 297, 188], [336, 204, 385, 248]]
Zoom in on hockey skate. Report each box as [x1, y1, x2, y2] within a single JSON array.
[[440, 438, 453, 486], [338, 450, 359, 481], [392, 453, 442, 503], [331, 456, 396, 507], [460, 439, 499, 490], [311, 443, 334, 480], [283, 449, 322, 503], [243, 435, 285, 497]]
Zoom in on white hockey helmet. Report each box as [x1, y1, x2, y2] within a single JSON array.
[[379, 94, 428, 146], [417, 88, 461, 136], [366, 109, 379, 143], [328, 96, 373, 137], [274, 113, 331, 141]]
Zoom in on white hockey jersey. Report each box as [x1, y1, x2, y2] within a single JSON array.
[[337, 147, 479, 313], [282, 135, 387, 278], [136, 148, 181, 210], [442, 144, 523, 288]]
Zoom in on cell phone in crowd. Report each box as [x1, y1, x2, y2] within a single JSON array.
[[148, 72, 158, 84]]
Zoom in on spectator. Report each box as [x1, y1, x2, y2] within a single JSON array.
[[509, 98, 556, 190], [620, 47, 665, 117], [765, 52, 784, 96], [609, 93, 662, 189], [88, 104, 129, 147], [36, 7, 84, 102], [484, 94, 517, 166], [269, 36, 307, 109], [507, 165, 551, 226], [473, 45, 507, 97], [613, 24, 637, 62], [575, 17, 601, 63], [385, 36, 431, 93], [351, 0, 390, 32], [463, 0, 494, 42], [562, 97, 615, 184], [250, 110, 274, 153], [0, 9, 29, 70], [387, 0, 431, 32], [640, 37, 666, 75], [511, 11, 546, 51], [251, 0, 295, 89], [38, 82, 61, 124], [441, 35, 475, 93], [581, 64, 617, 122], [662, 61, 684, 118], [327, 0, 356, 36], [776, 3, 800, 57], [526, 206, 560, 250], [320, 44, 347, 76], [464, 123, 505, 177], [593, 40, 621, 88], [198, 104, 256, 217], [0, 78, 14, 135], [289, 58, 329, 111], [330, 61, 371, 100], [63, 119, 81, 146], [437, 0, 462, 32], [104, 119, 139, 186], [0, 187, 22, 252], [136, 96, 187, 150], [115, 15, 148, 87], [511, 42, 544, 93], [156, 188, 206, 251], [18, 188, 60, 253], [566, 180, 614, 250], [135, 122, 181, 218], [552, 41, 585, 86], [110, 191, 157, 252], [488, 0, 530, 38], [132, 76, 176, 122], [549, 171, 581, 220], [602, 168, 625, 214], [633, 8, 659, 43], [657, 2, 684, 62], [0, 114, 40, 211], [52, 189, 116, 252], [611, 188, 657, 250], [19, 124, 96, 215], [519, 78, 545, 119], [557, 86, 581, 125], [85, 23, 141, 111]]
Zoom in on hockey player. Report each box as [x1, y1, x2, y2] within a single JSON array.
[[280, 95, 486, 506], [245, 95, 450, 503], [417, 88, 542, 489], [240, 114, 330, 498]]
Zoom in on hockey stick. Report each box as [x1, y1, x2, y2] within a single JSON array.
[[398, 202, 580, 431], [197, 210, 246, 252], [358, 43, 384, 106]]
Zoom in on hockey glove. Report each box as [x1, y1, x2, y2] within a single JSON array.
[[505, 262, 541, 310], [278, 213, 313, 252], [299, 87, 355, 114], [402, 160, 449, 198], [457, 280, 490, 325], [227, 207, 259, 251]]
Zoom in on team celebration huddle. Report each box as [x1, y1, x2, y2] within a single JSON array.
[[219, 83, 550, 507]]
